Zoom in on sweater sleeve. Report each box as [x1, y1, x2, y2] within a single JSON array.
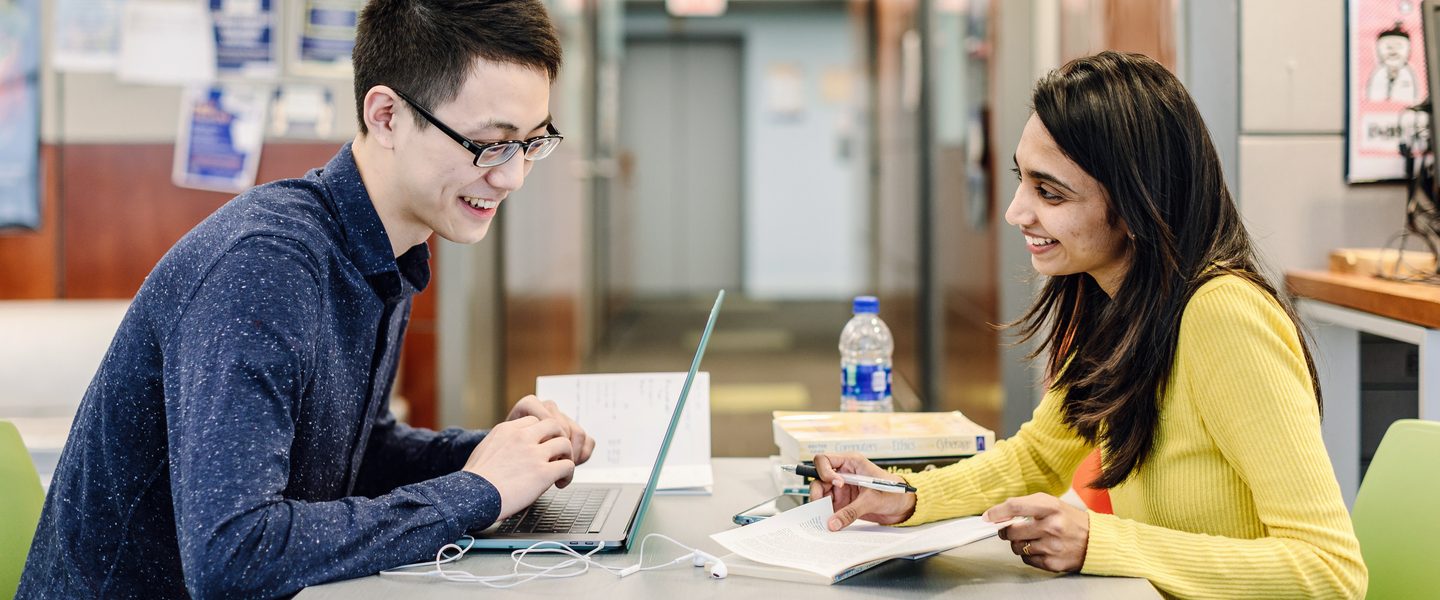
[[162, 236, 502, 599], [1079, 281, 1367, 599], [898, 385, 1092, 525], [353, 411, 488, 496], [350, 298, 487, 496]]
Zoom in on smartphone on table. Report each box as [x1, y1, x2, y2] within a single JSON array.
[[732, 494, 807, 525]]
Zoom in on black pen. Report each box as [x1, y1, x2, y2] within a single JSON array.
[[782, 464, 917, 493]]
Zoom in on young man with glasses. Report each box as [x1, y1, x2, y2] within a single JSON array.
[[19, 1, 591, 597]]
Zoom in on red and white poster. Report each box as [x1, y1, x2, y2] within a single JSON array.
[[1348, 0, 1430, 182]]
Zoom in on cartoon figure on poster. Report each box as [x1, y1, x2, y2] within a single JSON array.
[[1348, 1, 1432, 182], [1367, 22, 1420, 103]]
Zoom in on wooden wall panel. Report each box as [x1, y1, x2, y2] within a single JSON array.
[[1058, 0, 1177, 71], [2, 141, 438, 428], [59, 143, 342, 299], [1104, 0, 1177, 70], [0, 145, 59, 299], [504, 296, 577, 411]]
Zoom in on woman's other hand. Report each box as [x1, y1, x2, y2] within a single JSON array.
[[985, 493, 1090, 572]]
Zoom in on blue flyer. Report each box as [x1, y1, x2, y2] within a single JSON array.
[[173, 85, 268, 193], [0, 0, 40, 230], [292, 0, 363, 77], [212, 0, 277, 78]]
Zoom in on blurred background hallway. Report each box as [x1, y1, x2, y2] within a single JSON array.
[[1, 0, 1235, 468]]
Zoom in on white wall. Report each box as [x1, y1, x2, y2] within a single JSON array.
[[1237, 0, 1407, 280], [0, 301, 128, 418], [626, 4, 869, 299], [1181, 0, 1239, 196], [38, 0, 357, 144]]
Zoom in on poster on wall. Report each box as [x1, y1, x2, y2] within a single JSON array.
[[764, 63, 805, 121], [0, 0, 40, 230], [212, 0, 278, 79], [117, 0, 216, 84], [1348, 0, 1430, 182], [52, 0, 125, 72], [269, 83, 334, 138], [289, 0, 363, 78], [173, 85, 268, 193]]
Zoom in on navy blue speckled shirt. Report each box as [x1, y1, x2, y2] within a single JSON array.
[[18, 144, 502, 599]]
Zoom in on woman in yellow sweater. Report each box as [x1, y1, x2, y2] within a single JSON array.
[[811, 51, 1367, 599]]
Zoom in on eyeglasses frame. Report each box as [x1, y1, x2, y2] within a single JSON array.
[[392, 88, 563, 168]]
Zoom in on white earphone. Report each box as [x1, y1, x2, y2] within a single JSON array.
[[704, 552, 728, 579], [380, 533, 727, 588]]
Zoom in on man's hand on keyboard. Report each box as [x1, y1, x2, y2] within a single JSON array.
[[463, 415, 576, 521], [506, 395, 596, 473]]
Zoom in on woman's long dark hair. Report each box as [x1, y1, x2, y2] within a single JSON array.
[[1012, 51, 1322, 489]]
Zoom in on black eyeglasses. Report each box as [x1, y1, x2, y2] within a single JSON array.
[[393, 89, 563, 168]]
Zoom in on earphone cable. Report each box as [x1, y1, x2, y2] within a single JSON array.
[[379, 533, 716, 588]]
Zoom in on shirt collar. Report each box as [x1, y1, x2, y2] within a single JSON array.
[[317, 143, 431, 301]]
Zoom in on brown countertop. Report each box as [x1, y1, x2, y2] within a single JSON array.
[[1285, 269, 1440, 329]]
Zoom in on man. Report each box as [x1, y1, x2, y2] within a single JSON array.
[[1366, 22, 1418, 104], [18, 1, 592, 597]]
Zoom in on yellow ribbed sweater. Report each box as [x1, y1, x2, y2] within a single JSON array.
[[899, 275, 1367, 599]]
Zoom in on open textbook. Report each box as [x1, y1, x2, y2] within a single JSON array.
[[710, 496, 1013, 585]]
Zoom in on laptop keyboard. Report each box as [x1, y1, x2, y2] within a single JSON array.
[[497, 487, 613, 535]]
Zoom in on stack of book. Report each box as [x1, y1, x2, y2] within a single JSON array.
[[771, 410, 996, 495]]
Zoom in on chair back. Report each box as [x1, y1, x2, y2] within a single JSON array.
[[1351, 419, 1440, 599], [0, 420, 45, 598], [1071, 448, 1113, 514]]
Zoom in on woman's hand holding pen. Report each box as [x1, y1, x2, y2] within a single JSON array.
[[984, 493, 1089, 573], [809, 453, 917, 531]]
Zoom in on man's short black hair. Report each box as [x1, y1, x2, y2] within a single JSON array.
[[352, 0, 562, 134], [1379, 22, 1410, 41]]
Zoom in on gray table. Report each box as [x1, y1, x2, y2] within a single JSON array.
[[299, 458, 1160, 599]]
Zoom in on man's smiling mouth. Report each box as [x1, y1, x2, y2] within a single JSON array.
[[462, 196, 499, 210]]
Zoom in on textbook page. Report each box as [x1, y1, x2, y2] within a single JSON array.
[[711, 496, 1008, 578], [538, 372, 712, 493]]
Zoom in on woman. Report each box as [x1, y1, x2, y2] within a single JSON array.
[[811, 51, 1367, 599]]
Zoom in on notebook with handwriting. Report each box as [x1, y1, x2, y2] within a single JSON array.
[[539, 372, 713, 493]]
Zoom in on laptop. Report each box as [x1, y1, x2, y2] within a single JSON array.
[[461, 289, 724, 551]]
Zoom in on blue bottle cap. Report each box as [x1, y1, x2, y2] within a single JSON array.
[[852, 295, 879, 314]]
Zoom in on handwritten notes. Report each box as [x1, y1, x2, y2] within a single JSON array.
[[537, 372, 712, 493]]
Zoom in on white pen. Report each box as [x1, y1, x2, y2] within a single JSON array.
[[782, 464, 918, 494]]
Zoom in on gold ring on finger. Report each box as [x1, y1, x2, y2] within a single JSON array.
[[1022, 541, 1033, 556]]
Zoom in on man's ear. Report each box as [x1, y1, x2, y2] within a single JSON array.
[[362, 86, 401, 149]]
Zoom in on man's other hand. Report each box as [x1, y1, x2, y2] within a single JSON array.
[[463, 415, 575, 521], [506, 395, 595, 468]]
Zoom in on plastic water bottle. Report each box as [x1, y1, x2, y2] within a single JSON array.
[[840, 295, 894, 412]]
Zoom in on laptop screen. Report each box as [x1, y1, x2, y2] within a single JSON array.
[[623, 289, 724, 544]]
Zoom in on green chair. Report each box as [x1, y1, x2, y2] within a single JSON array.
[[1351, 419, 1440, 599], [0, 420, 45, 598]]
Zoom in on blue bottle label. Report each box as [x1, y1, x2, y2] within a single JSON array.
[[842, 364, 892, 401]]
